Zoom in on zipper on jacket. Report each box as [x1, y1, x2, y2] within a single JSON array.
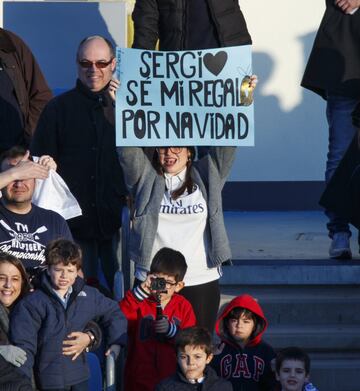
[[180, 0, 187, 49]]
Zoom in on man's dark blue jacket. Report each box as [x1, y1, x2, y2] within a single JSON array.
[[9, 272, 127, 389]]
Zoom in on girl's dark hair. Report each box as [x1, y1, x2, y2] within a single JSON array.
[[0, 252, 30, 305], [176, 326, 213, 356], [152, 147, 196, 200]]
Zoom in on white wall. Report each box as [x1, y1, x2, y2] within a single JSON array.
[[2, 1, 127, 92], [230, 1, 327, 181]]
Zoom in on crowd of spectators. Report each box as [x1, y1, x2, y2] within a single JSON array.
[[1, 0, 359, 389]]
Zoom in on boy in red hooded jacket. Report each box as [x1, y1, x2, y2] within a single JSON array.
[[211, 294, 277, 391]]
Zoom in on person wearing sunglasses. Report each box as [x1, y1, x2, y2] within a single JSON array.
[[117, 141, 235, 333], [31, 36, 127, 293]]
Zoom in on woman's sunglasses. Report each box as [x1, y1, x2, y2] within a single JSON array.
[[156, 147, 183, 155]]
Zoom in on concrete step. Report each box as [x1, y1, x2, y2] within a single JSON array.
[[266, 325, 360, 349], [310, 355, 360, 391], [220, 260, 360, 285]]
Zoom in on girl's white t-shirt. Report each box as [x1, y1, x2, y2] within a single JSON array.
[[135, 168, 221, 286]]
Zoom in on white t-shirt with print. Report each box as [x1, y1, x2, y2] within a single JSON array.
[[135, 168, 220, 286]]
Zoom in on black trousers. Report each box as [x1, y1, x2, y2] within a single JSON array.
[[180, 279, 220, 333]]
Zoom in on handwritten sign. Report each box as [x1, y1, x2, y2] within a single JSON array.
[[116, 46, 254, 146]]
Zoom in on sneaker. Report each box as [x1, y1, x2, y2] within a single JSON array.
[[329, 232, 352, 259]]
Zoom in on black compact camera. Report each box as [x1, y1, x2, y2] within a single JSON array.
[[150, 277, 167, 292]]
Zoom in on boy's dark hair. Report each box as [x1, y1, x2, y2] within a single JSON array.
[[0, 145, 29, 171], [275, 347, 311, 375], [45, 239, 82, 270], [176, 326, 213, 356], [223, 307, 260, 338], [150, 247, 187, 282]]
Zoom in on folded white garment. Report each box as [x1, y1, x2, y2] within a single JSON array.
[[32, 157, 82, 220]]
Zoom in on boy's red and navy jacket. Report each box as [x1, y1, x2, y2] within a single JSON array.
[[9, 272, 127, 389], [211, 294, 277, 391], [120, 285, 196, 391]]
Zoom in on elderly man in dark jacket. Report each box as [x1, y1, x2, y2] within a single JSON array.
[[0, 28, 52, 153], [301, 0, 360, 259], [31, 36, 126, 291]]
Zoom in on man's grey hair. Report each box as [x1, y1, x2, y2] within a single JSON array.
[[76, 35, 115, 60]]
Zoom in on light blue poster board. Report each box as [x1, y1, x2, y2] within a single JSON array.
[[116, 46, 254, 146]]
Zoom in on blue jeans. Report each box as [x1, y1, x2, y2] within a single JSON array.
[[325, 95, 358, 237]]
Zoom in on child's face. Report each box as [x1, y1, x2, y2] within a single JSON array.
[[177, 345, 213, 381], [48, 262, 77, 295], [227, 313, 255, 343], [151, 272, 184, 305], [276, 359, 309, 391]]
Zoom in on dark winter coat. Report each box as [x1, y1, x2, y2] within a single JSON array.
[[301, 0, 360, 99], [0, 356, 32, 391], [132, 0, 251, 50], [212, 294, 277, 391], [0, 303, 32, 391], [0, 28, 52, 145], [9, 272, 127, 389], [155, 366, 233, 391], [31, 79, 127, 240]]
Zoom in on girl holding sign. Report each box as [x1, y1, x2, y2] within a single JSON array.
[[117, 144, 235, 332], [115, 65, 256, 331]]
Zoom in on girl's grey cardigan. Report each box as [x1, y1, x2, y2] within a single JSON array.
[[117, 147, 235, 270]]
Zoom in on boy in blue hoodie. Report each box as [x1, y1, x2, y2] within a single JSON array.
[[9, 239, 127, 391], [211, 294, 277, 391]]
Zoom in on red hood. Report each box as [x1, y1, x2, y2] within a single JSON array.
[[215, 294, 268, 347]]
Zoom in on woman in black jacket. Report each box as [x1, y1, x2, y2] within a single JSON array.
[[0, 253, 32, 391]]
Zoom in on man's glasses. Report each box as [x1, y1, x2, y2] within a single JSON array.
[[78, 59, 113, 69], [156, 147, 183, 155]]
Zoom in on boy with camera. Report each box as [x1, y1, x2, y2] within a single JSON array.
[[119, 247, 196, 391]]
